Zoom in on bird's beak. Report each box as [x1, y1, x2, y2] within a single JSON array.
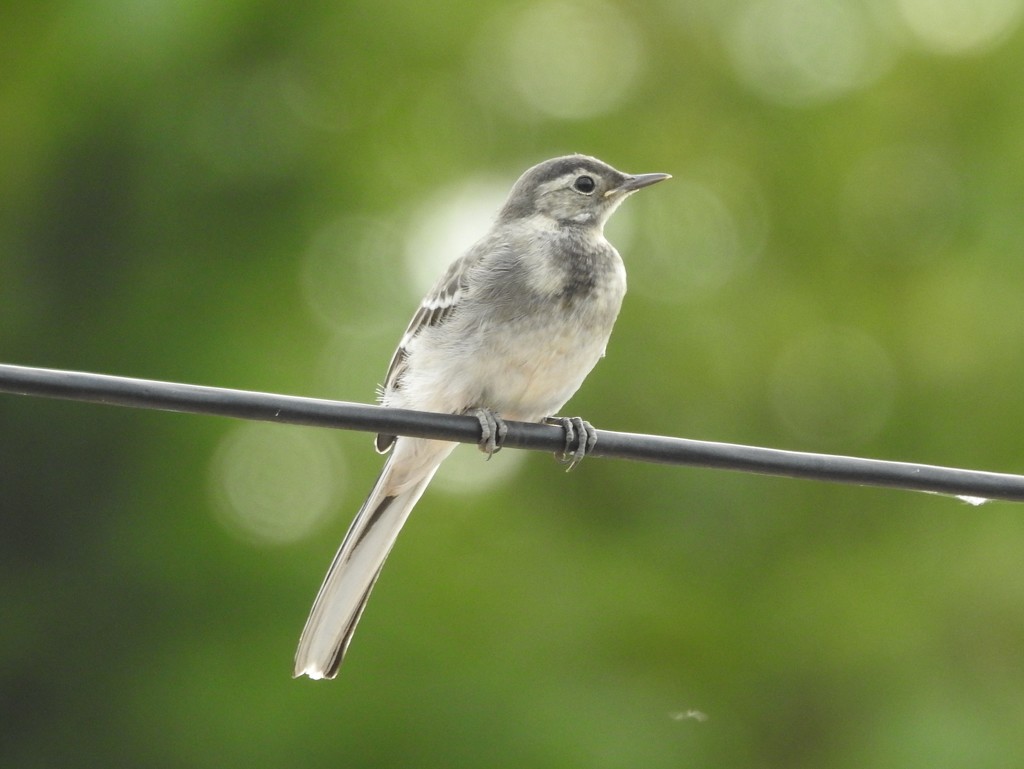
[[618, 172, 671, 193]]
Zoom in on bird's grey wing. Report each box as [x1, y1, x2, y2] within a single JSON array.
[[374, 247, 484, 453]]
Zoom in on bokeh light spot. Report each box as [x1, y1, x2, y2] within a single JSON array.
[[210, 423, 346, 546], [897, 0, 1024, 55], [471, 0, 645, 120], [728, 0, 891, 106], [631, 181, 739, 300], [432, 444, 528, 496], [626, 167, 767, 302], [403, 177, 508, 297], [771, 327, 897, 447], [301, 214, 407, 334]]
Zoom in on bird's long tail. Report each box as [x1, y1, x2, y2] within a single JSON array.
[[294, 438, 455, 679]]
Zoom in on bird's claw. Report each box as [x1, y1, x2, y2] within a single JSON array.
[[547, 416, 597, 471], [473, 408, 507, 459]]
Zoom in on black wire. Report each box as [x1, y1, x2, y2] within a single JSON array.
[[1, 362, 1022, 502]]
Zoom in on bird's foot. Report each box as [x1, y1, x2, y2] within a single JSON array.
[[472, 408, 507, 459], [546, 416, 597, 471]]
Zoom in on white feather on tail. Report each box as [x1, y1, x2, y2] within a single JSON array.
[[293, 438, 455, 679]]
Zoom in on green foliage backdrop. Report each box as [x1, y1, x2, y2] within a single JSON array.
[[3, 1, 1024, 767]]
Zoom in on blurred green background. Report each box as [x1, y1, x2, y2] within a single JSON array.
[[3, 0, 1024, 766]]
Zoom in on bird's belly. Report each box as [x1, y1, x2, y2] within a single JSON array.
[[468, 320, 608, 421], [391, 290, 621, 423]]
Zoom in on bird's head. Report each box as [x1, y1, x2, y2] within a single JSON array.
[[498, 154, 670, 230]]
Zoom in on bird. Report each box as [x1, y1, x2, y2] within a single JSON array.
[[294, 154, 670, 679]]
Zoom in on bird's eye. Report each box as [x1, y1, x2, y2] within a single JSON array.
[[573, 175, 596, 194]]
